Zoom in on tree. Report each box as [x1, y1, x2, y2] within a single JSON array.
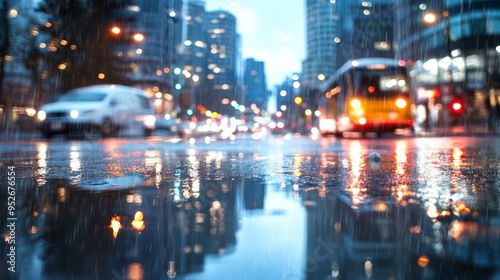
[[35, 0, 136, 93], [0, 0, 12, 129], [0, 0, 10, 92]]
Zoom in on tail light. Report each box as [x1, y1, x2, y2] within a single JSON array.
[[450, 98, 464, 115]]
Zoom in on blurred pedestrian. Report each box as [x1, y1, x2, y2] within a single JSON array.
[[486, 89, 500, 132]]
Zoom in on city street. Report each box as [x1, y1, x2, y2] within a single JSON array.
[[1, 0, 499, 279], [1, 131, 500, 279]]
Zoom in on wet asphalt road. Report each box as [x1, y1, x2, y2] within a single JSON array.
[[1, 131, 500, 279]]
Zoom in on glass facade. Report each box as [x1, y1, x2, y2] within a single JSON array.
[[117, 0, 184, 115], [125, 0, 183, 90], [302, 0, 339, 90], [243, 58, 267, 109], [183, 0, 208, 115], [205, 10, 239, 115], [336, 0, 395, 67], [395, 0, 500, 122]]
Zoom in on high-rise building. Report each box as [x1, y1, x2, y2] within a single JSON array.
[[274, 73, 302, 131], [204, 10, 239, 116], [118, 0, 184, 114], [336, 0, 395, 66], [182, 0, 208, 117], [302, 0, 339, 91], [395, 0, 500, 122], [243, 58, 267, 110], [303, 0, 395, 83]]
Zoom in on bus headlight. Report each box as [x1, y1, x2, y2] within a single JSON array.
[[340, 116, 350, 126], [350, 99, 362, 109], [319, 119, 335, 131], [396, 98, 407, 109]]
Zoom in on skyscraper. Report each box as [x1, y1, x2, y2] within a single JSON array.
[[120, 0, 184, 114], [182, 0, 208, 116], [204, 10, 239, 115], [336, 0, 395, 65], [302, 0, 339, 90], [243, 58, 267, 110], [124, 0, 168, 88]]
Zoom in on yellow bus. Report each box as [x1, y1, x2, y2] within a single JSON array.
[[318, 58, 413, 137]]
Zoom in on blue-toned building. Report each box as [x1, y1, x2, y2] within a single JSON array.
[[182, 0, 208, 116], [302, 0, 339, 90], [303, 0, 395, 90], [243, 58, 267, 110], [395, 0, 500, 123], [204, 10, 239, 115], [121, 0, 184, 114], [336, 0, 395, 66]]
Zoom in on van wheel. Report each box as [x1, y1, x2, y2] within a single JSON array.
[[100, 118, 116, 137], [144, 128, 154, 137]]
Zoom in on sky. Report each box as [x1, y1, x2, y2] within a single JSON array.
[[205, 0, 305, 88]]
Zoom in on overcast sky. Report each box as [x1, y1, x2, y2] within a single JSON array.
[[204, 0, 305, 88]]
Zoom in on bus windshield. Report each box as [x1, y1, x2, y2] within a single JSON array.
[[356, 69, 409, 98]]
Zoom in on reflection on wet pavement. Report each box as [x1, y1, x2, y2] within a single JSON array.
[[0, 136, 500, 279]]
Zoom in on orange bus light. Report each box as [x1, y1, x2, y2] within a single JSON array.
[[350, 99, 361, 109], [396, 98, 407, 108]]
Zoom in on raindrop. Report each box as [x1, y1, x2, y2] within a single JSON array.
[[366, 151, 382, 163]]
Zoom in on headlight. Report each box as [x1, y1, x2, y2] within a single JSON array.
[[396, 98, 407, 109], [144, 115, 156, 128], [350, 99, 362, 109], [319, 119, 335, 131], [37, 110, 46, 121], [70, 110, 79, 119], [340, 116, 350, 126]]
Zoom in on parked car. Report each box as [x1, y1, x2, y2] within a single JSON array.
[[37, 84, 156, 138]]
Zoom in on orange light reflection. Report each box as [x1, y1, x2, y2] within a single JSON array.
[[109, 215, 123, 239], [131, 211, 146, 232]]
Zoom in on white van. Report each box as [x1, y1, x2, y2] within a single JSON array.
[[37, 84, 156, 138]]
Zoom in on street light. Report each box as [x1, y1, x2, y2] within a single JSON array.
[[423, 10, 451, 59], [294, 96, 303, 105], [422, 12, 438, 25], [110, 26, 121, 35], [133, 33, 145, 42]]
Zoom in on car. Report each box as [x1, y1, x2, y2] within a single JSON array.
[[36, 84, 156, 138]]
